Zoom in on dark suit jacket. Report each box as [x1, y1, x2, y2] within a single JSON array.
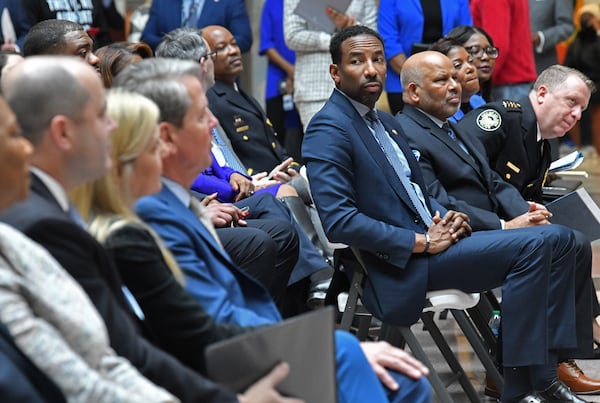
[[104, 221, 248, 375], [457, 97, 552, 203], [0, 322, 66, 402], [302, 90, 447, 325], [141, 0, 252, 51], [399, 104, 530, 231], [135, 184, 282, 327], [0, 174, 238, 403], [208, 80, 289, 175]]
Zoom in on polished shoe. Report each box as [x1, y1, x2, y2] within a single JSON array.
[[538, 380, 589, 402], [558, 360, 600, 394], [515, 393, 546, 403], [306, 278, 331, 309]]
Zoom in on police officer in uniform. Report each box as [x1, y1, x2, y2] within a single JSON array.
[[458, 66, 600, 383], [457, 65, 594, 204]]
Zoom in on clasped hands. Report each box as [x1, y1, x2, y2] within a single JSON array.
[[202, 193, 249, 227], [417, 210, 472, 254], [504, 201, 551, 229]]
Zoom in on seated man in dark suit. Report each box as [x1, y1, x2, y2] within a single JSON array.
[[0, 55, 276, 403], [303, 24, 586, 403], [398, 48, 598, 394]]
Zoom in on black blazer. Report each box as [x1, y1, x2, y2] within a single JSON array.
[[0, 174, 238, 403], [399, 104, 530, 231], [208, 80, 289, 174], [103, 221, 248, 375], [457, 97, 552, 203]]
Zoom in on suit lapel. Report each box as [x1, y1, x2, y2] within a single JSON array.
[[157, 186, 233, 264], [333, 93, 425, 218], [214, 81, 263, 119]]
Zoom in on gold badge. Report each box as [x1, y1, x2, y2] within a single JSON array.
[[476, 109, 502, 131], [506, 161, 520, 173]]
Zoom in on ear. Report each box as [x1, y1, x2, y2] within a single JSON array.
[[405, 82, 420, 104], [158, 121, 178, 158], [536, 85, 548, 105], [330, 63, 340, 87], [47, 115, 74, 151]]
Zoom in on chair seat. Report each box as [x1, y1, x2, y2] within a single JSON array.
[[424, 289, 480, 313]]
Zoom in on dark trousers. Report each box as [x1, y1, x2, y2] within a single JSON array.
[[425, 225, 578, 367]]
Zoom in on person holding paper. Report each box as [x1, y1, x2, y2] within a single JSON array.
[[283, 0, 376, 128]]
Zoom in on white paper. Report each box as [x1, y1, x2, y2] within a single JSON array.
[[549, 150, 584, 173], [1, 8, 15, 45]]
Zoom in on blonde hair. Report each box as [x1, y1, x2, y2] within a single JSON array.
[[70, 89, 185, 284]]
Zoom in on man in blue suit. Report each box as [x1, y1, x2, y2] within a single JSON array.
[[303, 25, 587, 403], [141, 0, 252, 51], [116, 57, 432, 402]]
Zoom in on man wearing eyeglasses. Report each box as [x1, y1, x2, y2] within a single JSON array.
[[470, 0, 538, 101]]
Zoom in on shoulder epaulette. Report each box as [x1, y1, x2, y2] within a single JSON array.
[[501, 100, 521, 111]]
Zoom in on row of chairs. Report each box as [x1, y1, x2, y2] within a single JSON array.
[[330, 246, 504, 402]]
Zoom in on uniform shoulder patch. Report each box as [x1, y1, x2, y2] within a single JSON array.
[[476, 109, 502, 132], [501, 100, 521, 110]]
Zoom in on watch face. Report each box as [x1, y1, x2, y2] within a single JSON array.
[[476, 109, 502, 131]]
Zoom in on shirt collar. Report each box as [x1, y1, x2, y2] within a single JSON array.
[[30, 167, 69, 212], [336, 88, 372, 119], [162, 176, 191, 207], [414, 107, 446, 128]]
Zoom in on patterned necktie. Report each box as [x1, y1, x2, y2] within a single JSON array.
[[189, 196, 224, 250], [442, 122, 457, 141], [365, 110, 432, 227], [212, 127, 248, 174]]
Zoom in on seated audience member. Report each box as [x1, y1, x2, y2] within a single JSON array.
[[457, 65, 594, 204], [202, 25, 303, 184], [22, 19, 100, 71], [114, 57, 432, 402], [303, 25, 585, 403], [141, 0, 252, 52], [154, 27, 333, 308], [398, 50, 599, 394], [0, 55, 256, 402], [95, 41, 153, 87], [0, 89, 175, 401], [428, 38, 482, 122], [446, 25, 498, 103]]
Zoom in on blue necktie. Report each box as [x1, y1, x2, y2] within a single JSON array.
[[67, 204, 87, 228], [212, 127, 248, 174], [365, 110, 432, 227], [443, 122, 470, 155]]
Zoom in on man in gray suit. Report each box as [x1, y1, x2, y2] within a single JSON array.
[[530, 0, 574, 74]]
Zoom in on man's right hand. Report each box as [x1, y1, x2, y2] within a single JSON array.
[[238, 362, 304, 403]]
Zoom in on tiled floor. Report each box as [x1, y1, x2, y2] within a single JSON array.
[[405, 145, 600, 402]]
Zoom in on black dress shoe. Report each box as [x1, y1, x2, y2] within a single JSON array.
[[516, 394, 546, 403], [538, 380, 589, 402]]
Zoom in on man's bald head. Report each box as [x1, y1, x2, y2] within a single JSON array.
[[2, 56, 95, 145], [202, 25, 242, 84], [400, 51, 461, 120]]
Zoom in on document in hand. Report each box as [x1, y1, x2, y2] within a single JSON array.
[[547, 187, 600, 241], [205, 306, 337, 402], [294, 0, 352, 33]]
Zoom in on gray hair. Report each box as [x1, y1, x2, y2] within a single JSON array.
[[113, 57, 203, 127], [155, 27, 208, 62], [533, 65, 596, 94], [3, 57, 90, 145]]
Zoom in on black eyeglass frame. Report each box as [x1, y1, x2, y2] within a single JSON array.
[[465, 45, 499, 59]]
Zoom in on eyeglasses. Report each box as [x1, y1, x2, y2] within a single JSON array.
[[200, 50, 218, 62], [465, 45, 499, 59]]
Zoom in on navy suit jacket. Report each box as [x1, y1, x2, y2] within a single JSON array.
[[141, 0, 252, 51], [303, 90, 447, 325], [399, 104, 530, 231], [0, 174, 238, 402], [207, 80, 289, 175], [135, 183, 282, 327]]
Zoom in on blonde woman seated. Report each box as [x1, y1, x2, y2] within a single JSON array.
[[0, 97, 176, 402], [71, 88, 432, 403]]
